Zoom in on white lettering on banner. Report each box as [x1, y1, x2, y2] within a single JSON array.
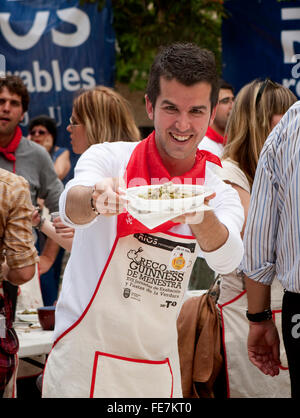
[[0, 7, 90, 50], [7, 59, 96, 93], [48, 106, 62, 127], [52, 8, 91, 47], [0, 54, 5, 76], [281, 8, 300, 63], [0, 11, 49, 50]]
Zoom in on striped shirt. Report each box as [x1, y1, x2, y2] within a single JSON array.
[[241, 100, 300, 293], [0, 168, 39, 280]]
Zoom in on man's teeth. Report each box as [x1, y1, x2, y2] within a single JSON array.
[[171, 133, 190, 141]]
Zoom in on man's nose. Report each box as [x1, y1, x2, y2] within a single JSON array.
[[2, 101, 11, 112], [175, 113, 191, 131]]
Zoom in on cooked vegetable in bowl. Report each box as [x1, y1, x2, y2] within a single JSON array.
[[138, 181, 201, 200]]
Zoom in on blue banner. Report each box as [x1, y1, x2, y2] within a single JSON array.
[[0, 0, 115, 172], [222, 0, 300, 97]]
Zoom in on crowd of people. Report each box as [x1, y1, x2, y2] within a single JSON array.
[[0, 41, 299, 399]]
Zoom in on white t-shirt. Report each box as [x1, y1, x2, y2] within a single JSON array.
[[199, 135, 224, 158], [55, 141, 244, 339]]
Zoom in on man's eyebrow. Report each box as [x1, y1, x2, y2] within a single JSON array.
[[190, 105, 208, 110], [160, 100, 208, 110], [160, 99, 176, 106]]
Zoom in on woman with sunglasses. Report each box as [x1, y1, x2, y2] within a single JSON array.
[[28, 115, 72, 306], [28, 115, 71, 183], [214, 79, 297, 398], [32, 86, 141, 252]]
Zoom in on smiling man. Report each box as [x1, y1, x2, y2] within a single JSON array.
[[42, 43, 244, 398]]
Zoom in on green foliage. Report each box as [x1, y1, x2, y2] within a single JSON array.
[[81, 0, 226, 90]]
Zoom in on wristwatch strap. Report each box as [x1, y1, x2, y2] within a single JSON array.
[[246, 308, 273, 322]]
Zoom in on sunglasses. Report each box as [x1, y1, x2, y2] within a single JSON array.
[[30, 129, 48, 136], [255, 78, 278, 107], [69, 116, 81, 127]]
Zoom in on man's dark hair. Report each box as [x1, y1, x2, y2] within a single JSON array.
[[146, 42, 219, 110], [219, 78, 234, 94], [0, 74, 29, 112]]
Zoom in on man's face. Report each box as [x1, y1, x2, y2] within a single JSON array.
[[0, 87, 24, 139], [145, 77, 216, 172], [211, 88, 234, 134]]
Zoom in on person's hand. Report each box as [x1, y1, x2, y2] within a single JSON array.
[[92, 177, 127, 216], [52, 216, 75, 238], [247, 320, 281, 376], [31, 205, 43, 227], [171, 192, 216, 224], [31, 208, 40, 227]]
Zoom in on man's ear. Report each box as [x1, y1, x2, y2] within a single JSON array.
[[19, 112, 25, 124], [209, 104, 217, 125], [145, 94, 154, 121]]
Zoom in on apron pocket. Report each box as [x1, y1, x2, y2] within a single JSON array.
[[90, 351, 173, 398]]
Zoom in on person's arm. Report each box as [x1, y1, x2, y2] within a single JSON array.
[[32, 210, 73, 252], [4, 176, 39, 284], [54, 149, 71, 181], [190, 210, 228, 252], [173, 174, 245, 274], [65, 178, 127, 225], [241, 134, 281, 376], [38, 238, 60, 275], [2, 262, 36, 285], [245, 275, 281, 376], [38, 147, 64, 213]]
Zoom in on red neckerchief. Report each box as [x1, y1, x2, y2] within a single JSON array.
[[206, 126, 227, 145], [0, 126, 22, 173], [117, 131, 221, 237]]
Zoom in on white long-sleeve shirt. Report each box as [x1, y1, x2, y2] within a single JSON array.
[[55, 141, 244, 338]]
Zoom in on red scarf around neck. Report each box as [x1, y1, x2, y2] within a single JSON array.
[[0, 126, 22, 172], [206, 126, 226, 145], [117, 131, 221, 237]]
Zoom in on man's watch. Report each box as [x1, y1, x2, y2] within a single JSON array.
[[246, 308, 273, 322]]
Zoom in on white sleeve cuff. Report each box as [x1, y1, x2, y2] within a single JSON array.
[[201, 227, 244, 274]]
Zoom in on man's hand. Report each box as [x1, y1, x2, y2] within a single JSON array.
[[247, 320, 281, 376], [92, 177, 127, 216], [171, 192, 216, 224], [66, 178, 127, 224], [53, 216, 75, 239]]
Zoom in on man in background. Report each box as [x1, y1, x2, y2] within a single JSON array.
[[0, 168, 39, 397], [0, 75, 63, 308], [200, 78, 235, 157]]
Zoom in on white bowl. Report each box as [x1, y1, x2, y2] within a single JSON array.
[[126, 183, 212, 214], [16, 309, 38, 323]]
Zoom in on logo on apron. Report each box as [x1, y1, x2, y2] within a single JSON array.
[[169, 246, 191, 272], [123, 288, 131, 298]]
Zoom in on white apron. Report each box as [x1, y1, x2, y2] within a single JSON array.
[[218, 274, 291, 398], [42, 231, 198, 398]]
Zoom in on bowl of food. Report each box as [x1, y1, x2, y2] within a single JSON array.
[[126, 181, 212, 213], [37, 306, 56, 330]]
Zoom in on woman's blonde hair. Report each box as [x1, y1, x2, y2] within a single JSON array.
[[72, 86, 141, 147], [223, 79, 297, 188]]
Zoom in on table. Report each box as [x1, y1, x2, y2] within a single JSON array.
[[15, 324, 54, 358]]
